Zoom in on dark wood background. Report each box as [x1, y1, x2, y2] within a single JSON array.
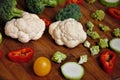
[[0, 0, 120, 80]]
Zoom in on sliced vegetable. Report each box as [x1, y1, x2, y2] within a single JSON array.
[[8, 47, 34, 62], [109, 38, 120, 53], [91, 10, 105, 21], [99, 0, 120, 7], [98, 38, 109, 48], [99, 24, 110, 32], [78, 55, 88, 64], [84, 40, 91, 48], [66, 0, 83, 5], [100, 50, 117, 73], [113, 28, 120, 37], [61, 62, 84, 80], [33, 57, 51, 76], [0, 33, 2, 44], [90, 45, 100, 56], [108, 8, 120, 20], [51, 51, 67, 63]]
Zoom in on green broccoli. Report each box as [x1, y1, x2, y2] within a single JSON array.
[[99, 24, 110, 32], [0, 0, 23, 23], [98, 38, 109, 48], [26, 0, 57, 14], [51, 51, 67, 63], [86, 21, 94, 31], [56, 4, 82, 21], [87, 30, 100, 39], [90, 45, 100, 56], [113, 28, 120, 37], [91, 10, 105, 21]]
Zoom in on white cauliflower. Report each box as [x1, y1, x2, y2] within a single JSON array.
[[49, 18, 87, 48], [5, 12, 45, 43]]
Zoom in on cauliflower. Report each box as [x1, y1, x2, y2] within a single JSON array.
[[5, 12, 45, 43], [49, 18, 87, 48]]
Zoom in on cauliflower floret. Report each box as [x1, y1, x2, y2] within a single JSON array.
[[5, 12, 45, 43], [49, 18, 87, 48]]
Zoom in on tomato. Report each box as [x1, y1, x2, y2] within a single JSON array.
[[33, 57, 51, 76], [41, 17, 51, 28]]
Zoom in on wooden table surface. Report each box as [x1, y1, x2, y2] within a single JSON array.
[[0, 0, 120, 80]]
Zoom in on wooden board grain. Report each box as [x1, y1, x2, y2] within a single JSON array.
[[0, 0, 120, 80]]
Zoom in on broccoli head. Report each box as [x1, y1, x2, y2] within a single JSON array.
[[56, 4, 82, 21], [0, 0, 23, 23], [26, 0, 57, 14]]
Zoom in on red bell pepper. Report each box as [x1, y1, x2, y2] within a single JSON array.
[[100, 50, 117, 73], [8, 47, 34, 63], [66, 0, 83, 5], [0, 50, 2, 58], [41, 17, 51, 28], [108, 8, 120, 20]]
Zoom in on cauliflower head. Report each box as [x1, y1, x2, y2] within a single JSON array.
[[49, 18, 87, 48], [5, 12, 45, 43]]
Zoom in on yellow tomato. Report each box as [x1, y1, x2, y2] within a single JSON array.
[[33, 57, 51, 76]]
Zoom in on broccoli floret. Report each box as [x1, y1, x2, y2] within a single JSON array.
[[98, 38, 109, 48], [91, 10, 105, 21], [51, 51, 67, 63], [90, 45, 100, 56], [56, 4, 82, 21], [86, 21, 94, 31], [113, 28, 120, 37], [87, 30, 100, 39], [26, 0, 57, 14], [0, 0, 23, 23], [99, 24, 110, 32]]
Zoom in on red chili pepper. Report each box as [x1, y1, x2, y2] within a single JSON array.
[[108, 8, 120, 20], [8, 47, 34, 63], [66, 0, 83, 5], [41, 17, 51, 28], [100, 50, 117, 73]]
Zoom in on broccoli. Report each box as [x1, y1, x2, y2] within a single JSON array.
[[113, 28, 120, 37], [90, 45, 100, 56], [98, 38, 109, 48], [87, 30, 100, 39], [51, 51, 67, 63], [99, 24, 110, 32], [86, 21, 94, 31], [0, 0, 23, 23], [56, 4, 82, 21], [91, 10, 105, 21], [26, 0, 57, 14]]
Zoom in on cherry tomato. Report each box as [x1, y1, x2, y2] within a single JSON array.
[[66, 0, 83, 5], [33, 57, 51, 76]]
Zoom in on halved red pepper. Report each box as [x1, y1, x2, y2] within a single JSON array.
[[8, 47, 34, 63], [100, 50, 117, 73], [41, 17, 52, 28], [66, 0, 83, 5], [108, 8, 120, 20]]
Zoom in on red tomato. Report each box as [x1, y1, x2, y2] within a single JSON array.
[[66, 0, 83, 5], [41, 17, 52, 28]]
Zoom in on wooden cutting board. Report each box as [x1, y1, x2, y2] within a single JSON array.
[[0, 0, 120, 80]]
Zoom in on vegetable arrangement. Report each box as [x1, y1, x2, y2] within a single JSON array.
[[0, 0, 120, 80]]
